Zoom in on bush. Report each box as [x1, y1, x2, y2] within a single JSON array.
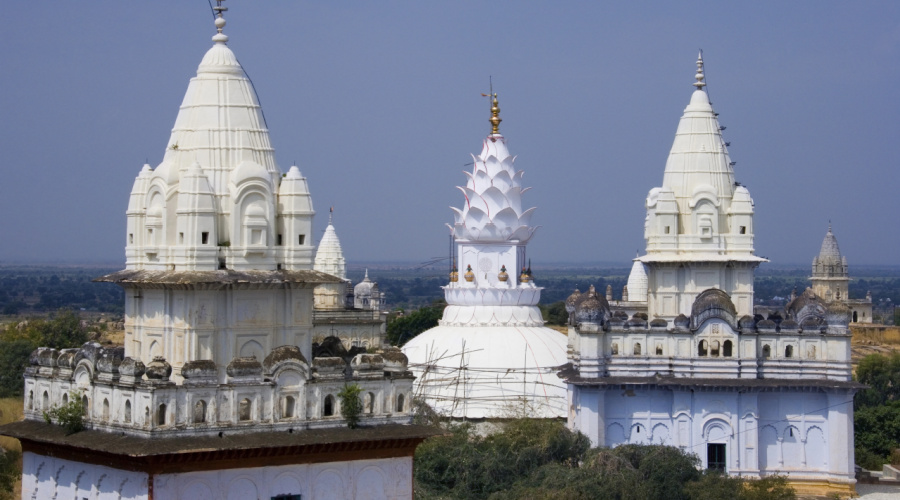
[[386, 300, 445, 346], [338, 384, 363, 429], [43, 392, 85, 435], [0, 448, 20, 500]]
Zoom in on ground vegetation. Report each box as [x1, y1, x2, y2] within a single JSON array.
[[413, 414, 795, 500]]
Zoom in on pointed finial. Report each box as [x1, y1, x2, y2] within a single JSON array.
[[489, 93, 502, 135], [329, 206, 334, 225], [828, 220, 832, 233], [212, 0, 228, 44], [693, 50, 706, 90]]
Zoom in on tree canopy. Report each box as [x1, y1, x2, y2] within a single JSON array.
[[854, 351, 900, 469], [414, 416, 795, 500], [0, 309, 88, 398]]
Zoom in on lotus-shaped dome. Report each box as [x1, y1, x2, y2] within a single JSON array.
[[449, 136, 537, 243]]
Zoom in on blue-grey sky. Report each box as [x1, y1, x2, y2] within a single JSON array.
[[1, 1, 898, 267]]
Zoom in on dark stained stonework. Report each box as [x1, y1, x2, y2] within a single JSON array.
[[0, 420, 444, 475]]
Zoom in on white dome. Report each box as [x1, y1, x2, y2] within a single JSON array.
[[403, 325, 567, 419]]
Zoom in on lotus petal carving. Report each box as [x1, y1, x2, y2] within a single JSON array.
[[451, 137, 537, 243]]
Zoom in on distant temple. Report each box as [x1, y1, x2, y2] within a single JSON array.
[[0, 4, 432, 499], [564, 55, 860, 498], [312, 211, 387, 350], [808, 225, 873, 323]]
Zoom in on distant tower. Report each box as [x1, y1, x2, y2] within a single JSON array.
[[403, 93, 567, 419], [810, 224, 849, 303], [807, 224, 872, 323], [314, 208, 349, 310]]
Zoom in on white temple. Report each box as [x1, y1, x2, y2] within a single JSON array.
[[3, 5, 433, 499], [564, 54, 860, 498], [312, 211, 387, 349], [402, 95, 568, 419]]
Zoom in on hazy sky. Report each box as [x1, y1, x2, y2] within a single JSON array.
[[1, 1, 898, 267]]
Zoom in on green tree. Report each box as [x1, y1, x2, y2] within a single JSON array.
[[0, 308, 88, 398], [855, 352, 900, 408], [0, 448, 21, 500], [386, 300, 446, 346], [539, 301, 568, 326], [338, 384, 363, 429]]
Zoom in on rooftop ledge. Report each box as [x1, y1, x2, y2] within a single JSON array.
[[560, 372, 864, 391], [94, 269, 344, 287], [0, 420, 444, 473]]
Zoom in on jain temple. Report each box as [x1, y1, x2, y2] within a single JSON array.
[[0, 4, 861, 500]]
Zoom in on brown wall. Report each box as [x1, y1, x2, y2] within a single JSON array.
[[851, 325, 900, 345]]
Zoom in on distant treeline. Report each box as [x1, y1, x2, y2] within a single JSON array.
[[348, 265, 900, 317], [1, 264, 897, 319], [0, 266, 124, 315]]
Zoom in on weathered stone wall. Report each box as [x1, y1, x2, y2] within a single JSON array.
[[851, 325, 900, 345]]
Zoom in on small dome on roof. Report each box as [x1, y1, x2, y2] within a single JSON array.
[[673, 314, 690, 328], [825, 300, 851, 327], [800, 316, 824, 331], [757, 319, 776, 332], [575, 288, 610, 325], [780, 319, 799, 331], [565, 288, 582, 313], [650, 318, 668, 329], [354, 270, 377, 296], [786, 288, 826, 324], [738, 315, 756, 329]]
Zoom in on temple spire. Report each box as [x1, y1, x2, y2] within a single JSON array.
[[693, 51, 706, 90]]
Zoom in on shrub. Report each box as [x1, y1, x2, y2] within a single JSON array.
[[338, 384, 363, 429], [43, 392, 85, 435]]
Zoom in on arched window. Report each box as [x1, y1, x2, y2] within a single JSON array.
[[762, 345, 771, 359], [144, 406, 150, 424], [239, 398, 252, 421], [42, 391, 49, 410], [194, 400, 207, 424], [396, 393, 405, 413], [61, 393, 68, 405], [124, 400, 132, 423], [655, 344, 663, 356], [365, 392, 375, 414], [698, 340, 708, 356], [611, 343, 619, 355], [157, 403, 167, 426], [785, 345, 793, 358], [723, 340, 733, 357], [711, 340, 720, 357], [27, 390, 33, 410], [82, 395, 89, 417], [323, 395, 335, 417], [282, 396, 295, 419], [102, 398, 110, 421], [633, 343, 642, 356], [853, 311, 858, 323]]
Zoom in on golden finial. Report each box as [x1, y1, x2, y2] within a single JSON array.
[[489, 93, 502, 135]]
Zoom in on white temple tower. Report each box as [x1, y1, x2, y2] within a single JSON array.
[[402, 95, 568, 419], [641, 55, 765, 321], [3, 5, 433, 499]]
